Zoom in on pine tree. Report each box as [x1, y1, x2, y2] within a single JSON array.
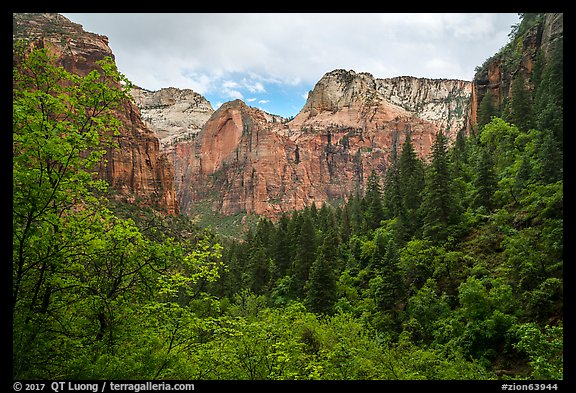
[[477, 90, 499, 130], [372, 228, 392, 271], [318, 202, 336, 236], [534, 38, 563, 145], [248, 244, 271, 294], [254, 218, 274, 251], [538, 129, 563, 184], [270, 214, 292, 280], [509, 72, 534, 131], [369, 237, 405, 334], [347, 191, 364, 236], [364, 169, 385, 231], [383, 132, 403, 218], [304, 236, 337, 314], [452, 129, 469, 176], [421, 129, 461, 241], [514, 152, 535, 201], [286, 210, 303, 258], [309, 202, 319, 222], [472, 146, 498, 211], [379, 239, 404, 308], [220, 241, 246, 297], [340, 204, 352, 244], [397, 132, 425, 242], [451, 130, 473, 211], [291, 214, 317, 297]]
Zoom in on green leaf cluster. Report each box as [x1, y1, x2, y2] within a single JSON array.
[[13, 26, 562, 380]]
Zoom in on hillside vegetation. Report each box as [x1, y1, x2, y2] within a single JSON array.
[[12, 14, 562, 381]]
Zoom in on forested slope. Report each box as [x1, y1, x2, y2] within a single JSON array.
[[12, 13, 562, 381]]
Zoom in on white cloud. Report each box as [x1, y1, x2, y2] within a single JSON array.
[[62, 12, 520, 116], [423, 58, 465, 79], [64, 13, 519, 88], [222, 80, 240, 89], [224, 90, 243, 100], [243, 79, 266, 93], [258, 99, 269, 104]]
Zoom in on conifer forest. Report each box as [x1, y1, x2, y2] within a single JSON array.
[[12, 13, 563, 383]]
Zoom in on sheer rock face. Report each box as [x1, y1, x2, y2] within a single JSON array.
[[292, 70, 471, 135], [376, 75, 472, 133], [13, 13, 475, 220], [175, 70, 472, 219], [13, 13, 178, 214], [467, 13, 563, 132], [175, 100, 298, 218], [130, 86, 214, 153]]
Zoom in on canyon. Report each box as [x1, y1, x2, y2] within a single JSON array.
[[13, 13, 563, 222], [169, 70, 472, 218], [13, 13, 178, 214]]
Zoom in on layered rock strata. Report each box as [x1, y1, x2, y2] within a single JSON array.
[[467, 13, 563, 132], [13, 13, 178, 214], [130, 86, 214, 153], [13, 13, 478, 220], [175, 70, 472, 219]]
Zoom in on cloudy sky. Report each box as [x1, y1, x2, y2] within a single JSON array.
[[62, 13, 520, 118]]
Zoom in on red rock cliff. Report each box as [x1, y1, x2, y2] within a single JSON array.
[[467, 13, 563, 133], [175, 70, 472, 219], [13, 13, 178, 214]]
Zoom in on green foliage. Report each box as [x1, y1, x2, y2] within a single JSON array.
[[396, 132, 425, 242], [13, 14, 563, 379], [291, 214, 317, 296], [12, 44, 226, 380], [214, 118, 562, 381], [13, 45, 131, 377], [304, 239, 337, 314], [533, 37, 563, 145], [421, 129, 462, 241], [479, 117, 520, 174], [477, 91, 499, 129], [404, 279, 450, 343], [508, 72, 534, 131], [514, 322, 563, 380], [364, 169, 385, 231], [472, 147, 498, 211]]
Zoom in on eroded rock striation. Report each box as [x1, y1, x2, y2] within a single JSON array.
[[130, 86, 214, 153], [467, 13, 563, 132], [13, 13, 178, 214], [14, 13, 478, 220], [175, 70, 472, 219]]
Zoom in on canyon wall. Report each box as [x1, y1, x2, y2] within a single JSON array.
[[467, 13, 563, 132], [17, 13, 517, 221], [130, 86, 214, 153], [172, 70, 472, 219], [13, 13, 178, 214]]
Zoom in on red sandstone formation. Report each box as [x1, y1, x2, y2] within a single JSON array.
[[13, 13, 178, 214]]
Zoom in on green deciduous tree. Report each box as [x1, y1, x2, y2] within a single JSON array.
[[514, 322, 563, 380], [13, 43, 227, 380], [13, 45, 139, 377]]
